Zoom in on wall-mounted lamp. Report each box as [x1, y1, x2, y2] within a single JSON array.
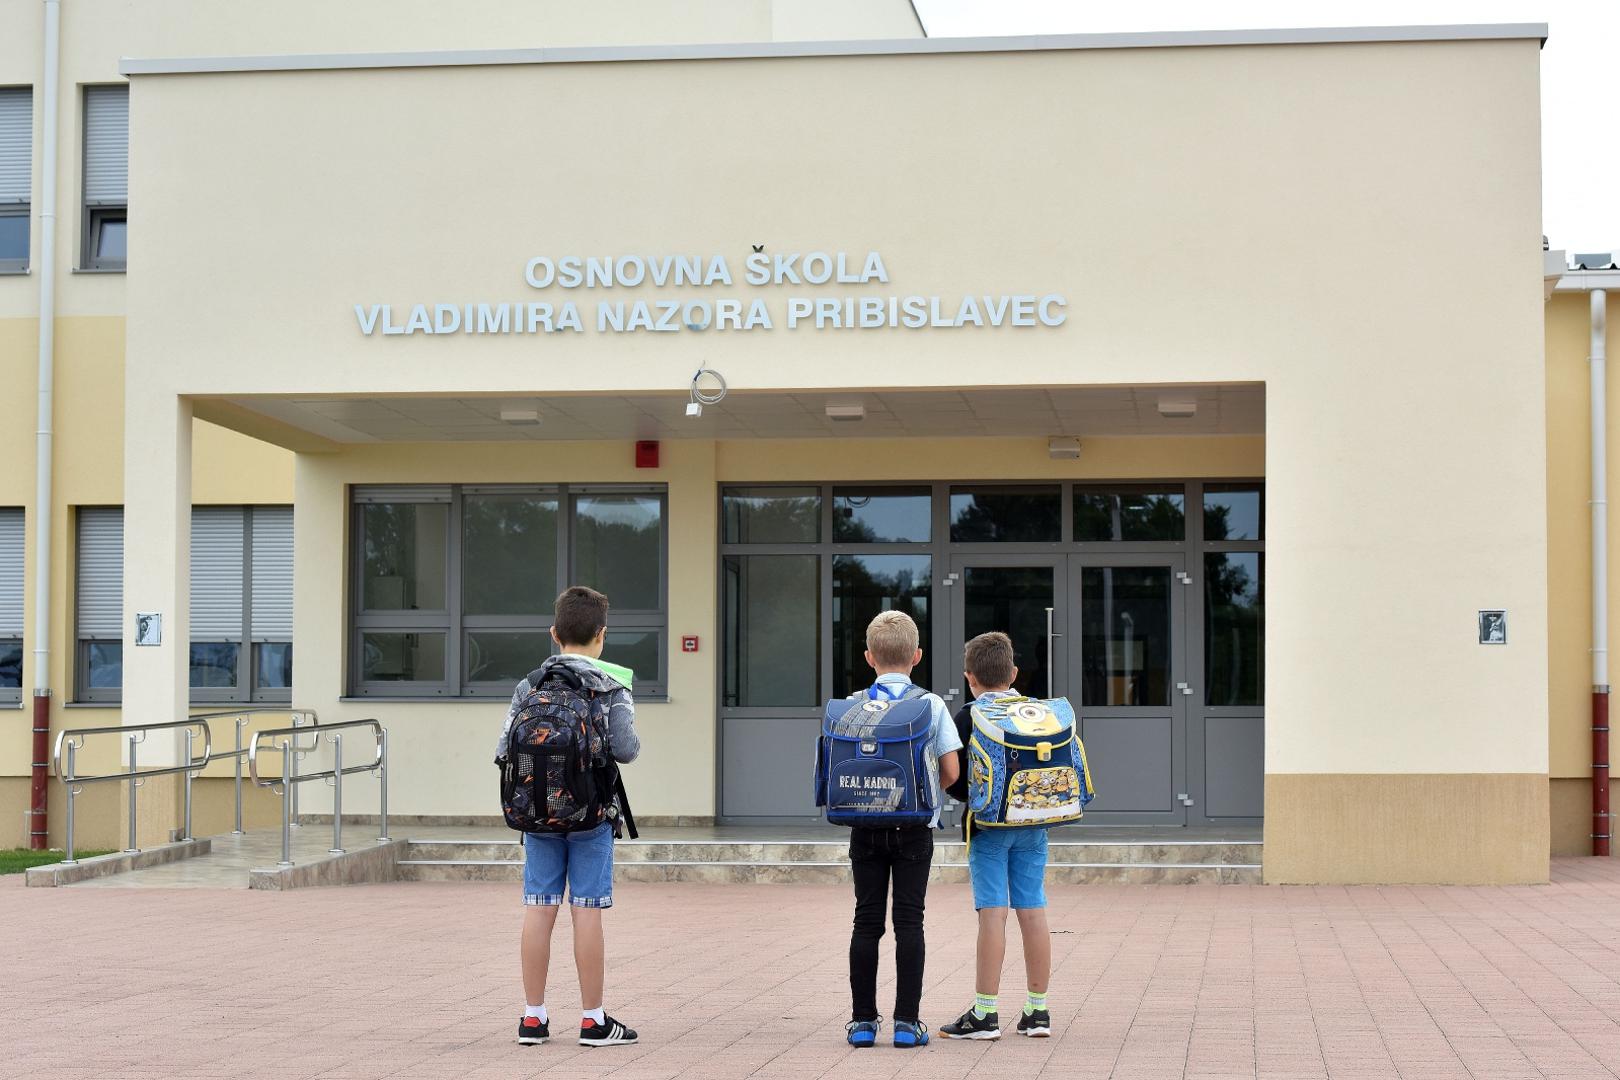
[[1047, 436, 1081, 459]]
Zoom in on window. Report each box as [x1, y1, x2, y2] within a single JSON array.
[[0, 509, 22, 702], [75, 508, 123, 701], [832, 554, 930, 698], [722, 554, 819, 707], [75, 506, 293, 703], [1206, 552, 1263, 706], [0, 87, 30, 273], [351, 485, 668, 697], [949, 485, 1061, 542], [191, 506, 294, 703], [833, 486, 930, 543], [1074, 488, 1185, 541], [81, 85, 126, 271], [1204, 484, 1263, 541], [722, 487, 819, 544]]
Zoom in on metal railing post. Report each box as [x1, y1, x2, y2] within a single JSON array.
[[278, 739, 293, 868], [329, 732, 345, 854], [233, 716, 247, 834], [125, 733, 140, 853], [289, 712, 303, 827], [62, 739, 77, 865], [376, 728, 389, 843], [181, 727, 194, 842]]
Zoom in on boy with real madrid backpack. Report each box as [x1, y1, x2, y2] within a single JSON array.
[[940, 632, 1094, 1041]]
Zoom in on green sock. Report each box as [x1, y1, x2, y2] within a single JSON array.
[[1024, 991, 1048, 1016], [973, 993, 997, 1019]]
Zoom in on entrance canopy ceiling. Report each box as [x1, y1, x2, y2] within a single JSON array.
[[216, 384, 1264, 444]]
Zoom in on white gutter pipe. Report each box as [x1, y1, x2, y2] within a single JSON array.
[[29, 0, 60, 850], [1593, 288, 1611, 856]]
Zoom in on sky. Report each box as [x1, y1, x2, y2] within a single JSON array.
[[913, 1, 1617, 255]]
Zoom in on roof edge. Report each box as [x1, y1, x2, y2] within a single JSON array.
[[118, 23, 1549, 77]]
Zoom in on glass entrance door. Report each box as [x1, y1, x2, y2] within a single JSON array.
[[1067, 555, 1188, 825], [946, 557, 1067, 713]]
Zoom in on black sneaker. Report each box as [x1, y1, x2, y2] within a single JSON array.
[[940, 1007, 1001, 1040], [517, 1015, 550, 1045], [1017, 1009, 1051, 1037], [579, 1014, 638, 1047]]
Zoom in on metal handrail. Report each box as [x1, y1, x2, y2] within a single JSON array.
[[188, 708, 318, 833], [53, 718, 212, 865], [249, 719, 389, 868]]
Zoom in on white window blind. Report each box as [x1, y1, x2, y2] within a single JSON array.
[[83, 85, 127, 204], [0, 88, 31, 204], [76, 508, 122, 639], [250, 506, 293, 640], [191, 507, 245, 638], [0, 509, 22, 637]]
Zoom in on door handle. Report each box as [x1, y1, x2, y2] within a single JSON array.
[[1176, 682, 1194, 696]]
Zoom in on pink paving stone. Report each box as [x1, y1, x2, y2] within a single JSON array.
[[7, 860, 1620, 1077]]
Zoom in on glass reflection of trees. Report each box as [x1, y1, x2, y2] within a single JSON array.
[[1074, 492, 1185, 541], [833, 554, 931, 698], [463, 496, 557, 615], [1205, 552, 1263, 705]]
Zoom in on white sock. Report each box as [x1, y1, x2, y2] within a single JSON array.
[[524, 1004, 547, 1022], [583, 1007, 605, 1025]]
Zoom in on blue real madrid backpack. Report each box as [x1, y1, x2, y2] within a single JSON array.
[[814, 683, 940, 827], [968, 695, 1095, 829]]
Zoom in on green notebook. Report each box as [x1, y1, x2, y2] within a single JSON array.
[[587, 657, 634, 691]]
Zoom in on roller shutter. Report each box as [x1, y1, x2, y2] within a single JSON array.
[[76, 508, 122, 639], [250, 506, 293, 640], [190, 507, 245, 638], [83, 85, 127, 204]]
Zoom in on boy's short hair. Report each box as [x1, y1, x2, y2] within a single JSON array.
[[866, 610, 920, 668], [554, 585, 610, 646], [964, 631, 1016, 688]]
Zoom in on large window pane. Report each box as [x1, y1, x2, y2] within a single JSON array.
[[86, 642, 122, 689], [833, 487, 931, 543], [361, 504, 448, 611], [962, 566, 1055, 699], [1204, 484, 1263, 541], [723, 487, 820, 544], [189, 642, 240, 689], [463, 494, 557, 615], [573, 496, 661, 610], [1206, 553, 1263, 706], [466, 631, 550, 685], [256, 642, 293, 689], [1075, 490, 1185, 541], [0, 213, 27, 263], [1079, 567, 1172, 707], [604, 629, 661, 689], [723, 554, 819, 707], [832, 555, 930, 698], [950, 486, 1061, 542], [0, 641, 20, 688], [360, 632, 446, 682]]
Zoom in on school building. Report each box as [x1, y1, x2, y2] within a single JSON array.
[[0, 1, 1609, 885]]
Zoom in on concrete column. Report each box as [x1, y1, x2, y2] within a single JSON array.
[[121, 388, 192, 847]]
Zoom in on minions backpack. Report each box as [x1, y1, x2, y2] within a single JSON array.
[[967, 695, 1095, 830]]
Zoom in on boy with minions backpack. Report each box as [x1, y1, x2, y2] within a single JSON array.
[[940, 632, 1095, 1041]]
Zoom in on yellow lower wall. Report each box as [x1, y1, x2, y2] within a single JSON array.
[[1264, 773, 1550, 884]]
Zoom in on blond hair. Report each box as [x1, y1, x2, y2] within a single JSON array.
[[866, 610, 920, 668]]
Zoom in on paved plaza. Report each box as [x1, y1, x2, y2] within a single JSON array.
[[8, 860, 1620, 1079]]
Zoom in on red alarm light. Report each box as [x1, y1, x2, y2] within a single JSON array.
[[635, 440, 660, 469]]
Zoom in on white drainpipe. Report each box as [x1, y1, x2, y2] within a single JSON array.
[[29, 0, 60, 849]]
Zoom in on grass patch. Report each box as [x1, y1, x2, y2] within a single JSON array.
[[0, 848, 115, 875]]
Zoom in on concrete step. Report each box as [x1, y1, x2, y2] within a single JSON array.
[[395, 835, 1262, 886], [394, 858, 1260, 885], [401, 837, 1262, 867]]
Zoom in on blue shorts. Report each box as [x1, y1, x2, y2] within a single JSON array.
[[968, 828, 1048, 910], [522, 823, 615, 908]]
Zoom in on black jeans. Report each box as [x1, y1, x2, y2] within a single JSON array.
[[849, 824, 934, 1024]]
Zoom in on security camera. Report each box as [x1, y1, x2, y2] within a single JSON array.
[[685, 401, 703, 418]]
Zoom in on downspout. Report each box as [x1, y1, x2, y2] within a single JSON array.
[[1593, 289, 1611, 856], [29, 0, 60, 850]]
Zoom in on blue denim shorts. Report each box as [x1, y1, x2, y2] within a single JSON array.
[[968, 827, 1048, 910], [522, 822, 615, 908]]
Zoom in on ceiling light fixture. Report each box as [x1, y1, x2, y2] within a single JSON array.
[[499, 407, 541, 426], [1157, 397, 1198, 419], [1047, 436, 1082, 459], [825, 404, 866, 422]]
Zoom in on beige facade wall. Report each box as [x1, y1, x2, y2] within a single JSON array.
[[111, 34, 1550, 880]]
